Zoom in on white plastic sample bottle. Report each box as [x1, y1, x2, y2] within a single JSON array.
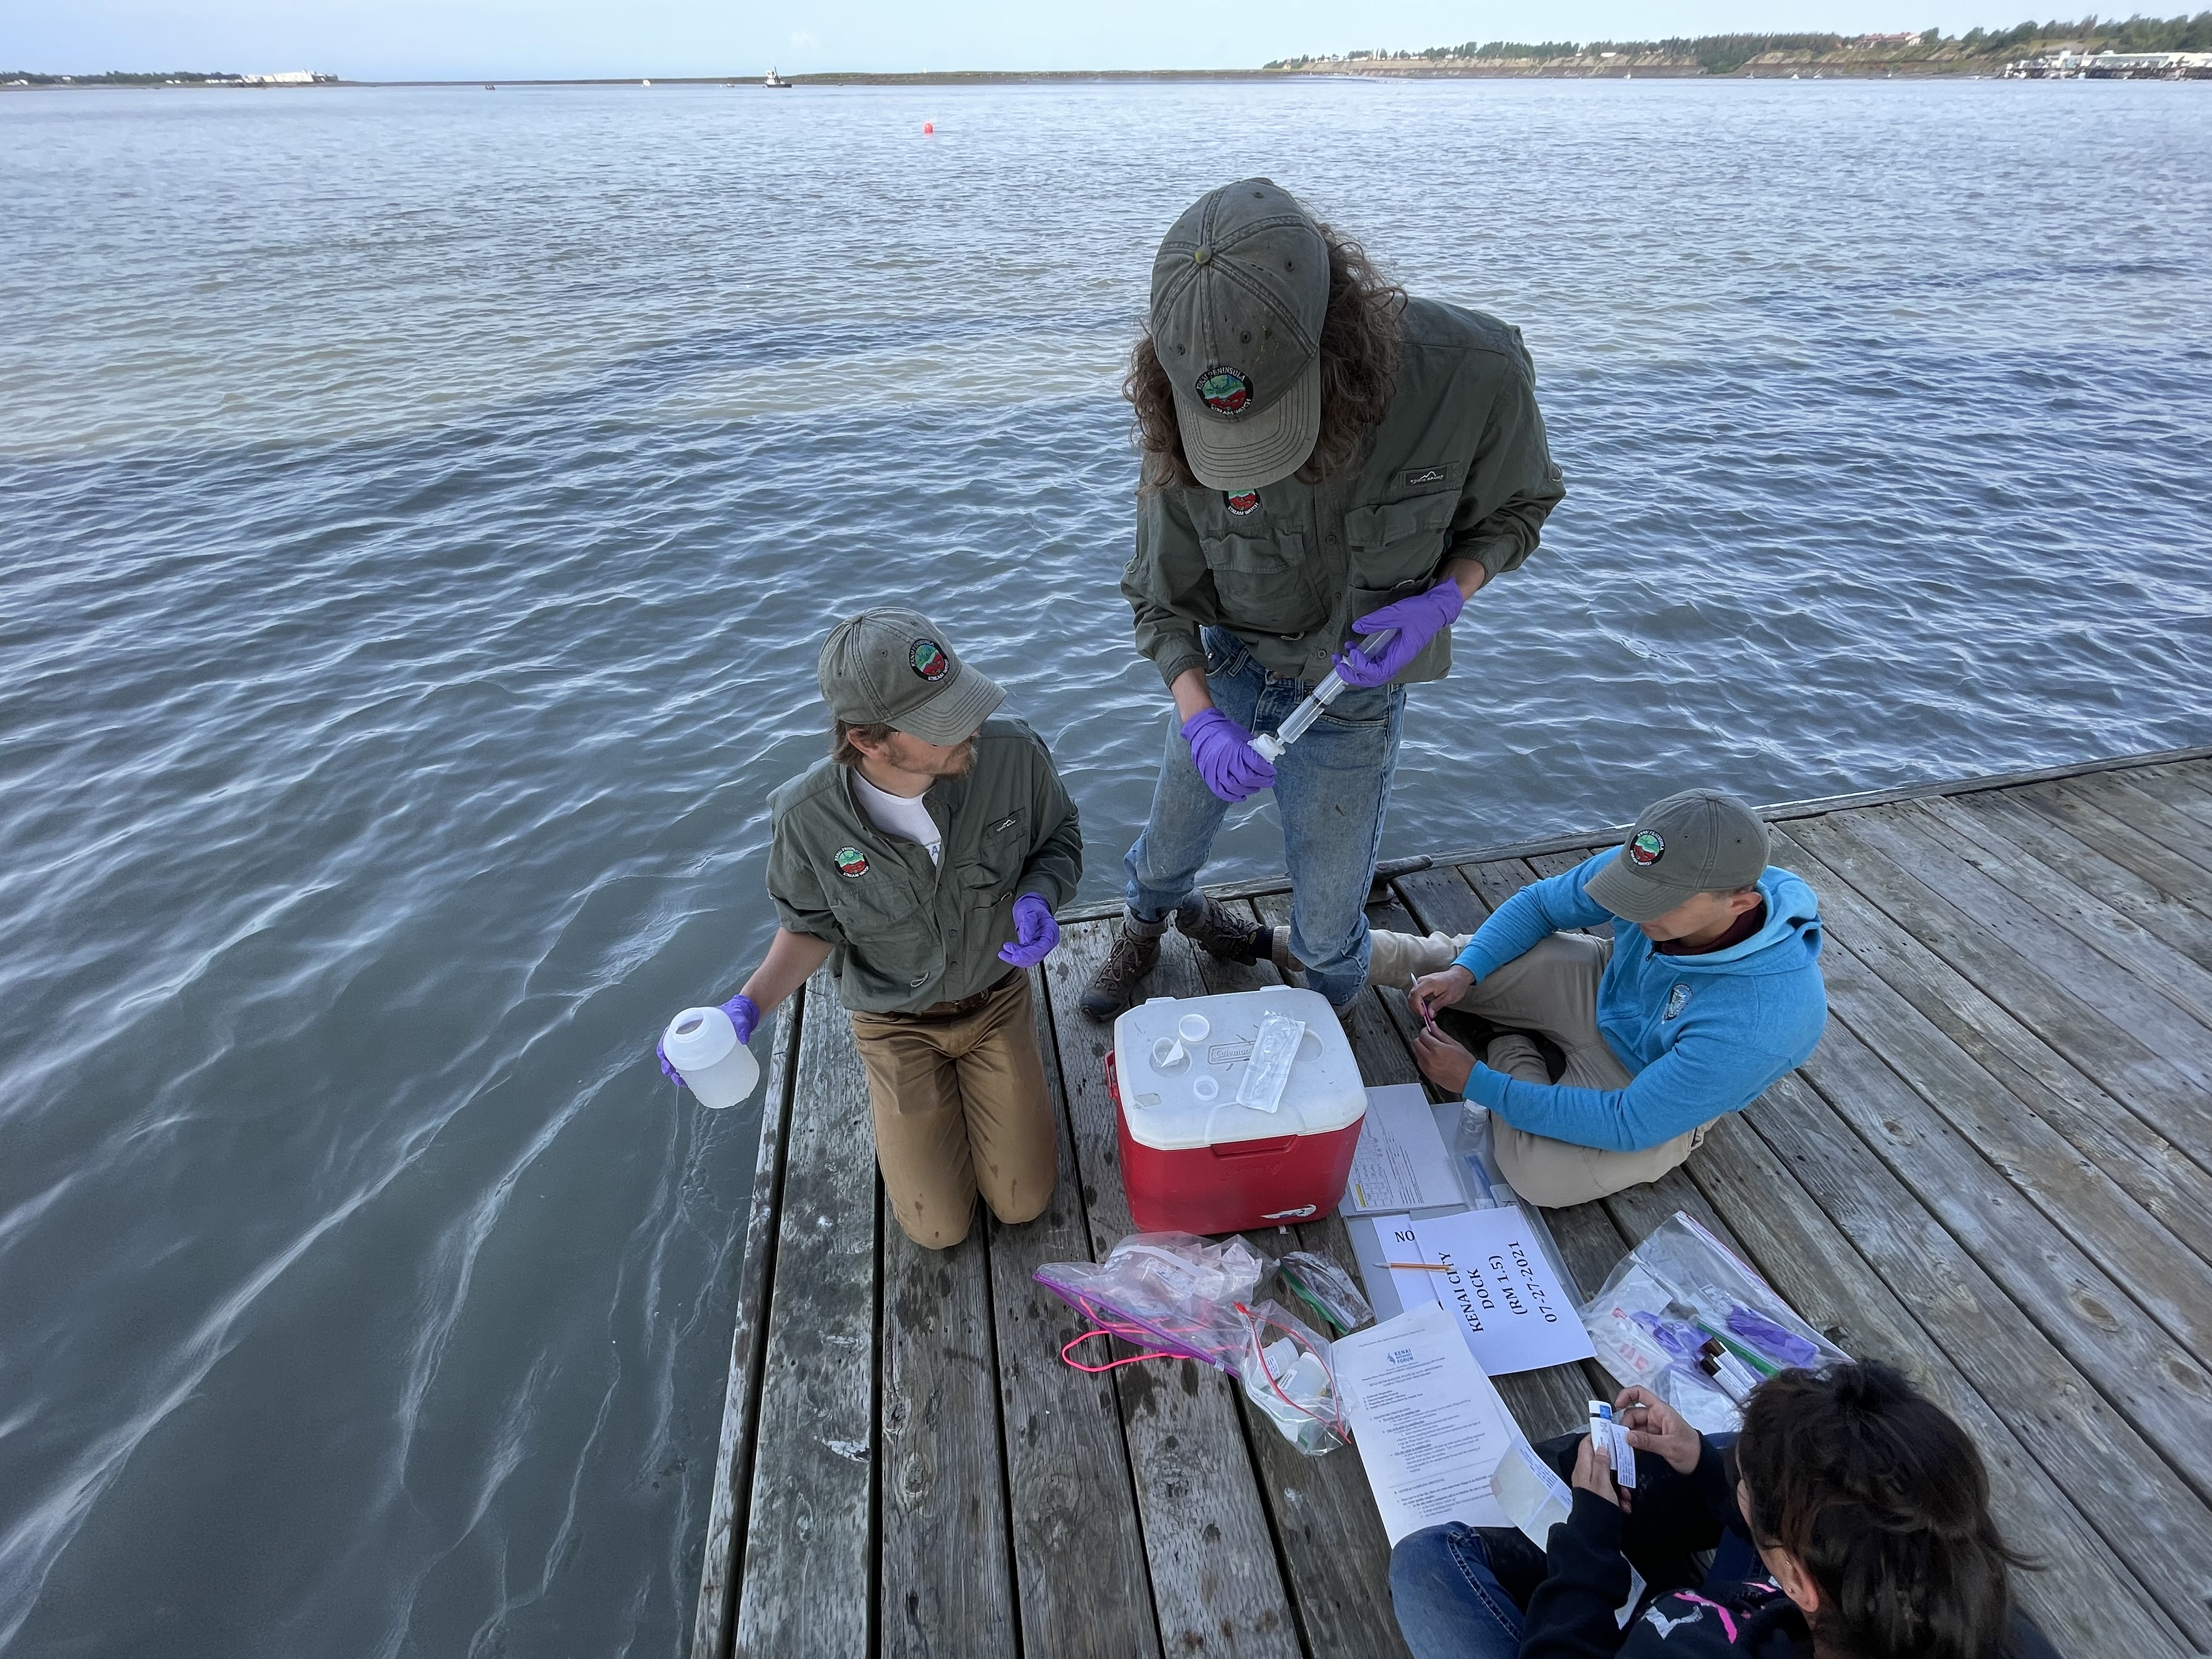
[[661, 1006, 761, 1110]]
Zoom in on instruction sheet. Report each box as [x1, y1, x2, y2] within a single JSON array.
[[1341, 1083, 1459, 1215], [1378, 1207, 1598, 1376], [1335, 1301, 1518, 1543]]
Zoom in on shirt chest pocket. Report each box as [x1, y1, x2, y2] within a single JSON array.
[[1343, 493, 1456, 588], [822, 868, 927, 941], [1198, 526, 1323, 635], [958, 808, 1027, 896]]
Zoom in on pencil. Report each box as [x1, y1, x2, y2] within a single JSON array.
[[1386, 1261, 1453, 1272]]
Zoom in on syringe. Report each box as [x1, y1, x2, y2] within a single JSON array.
[[1248, 628, 1397, 762]]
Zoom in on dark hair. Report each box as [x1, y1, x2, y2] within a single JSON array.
[[1736, 1362, 2031, 1659], [832, 718, 893, 768], [1124, 222, 1406, 492]]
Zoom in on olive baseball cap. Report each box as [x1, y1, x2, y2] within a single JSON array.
[[1149, 178, 1329, 493], [817, 608, 1003, 746], [1584, 789, 1771, 923]]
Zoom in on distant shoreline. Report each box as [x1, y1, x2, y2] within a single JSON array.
[[8, 62, 2205, 92]]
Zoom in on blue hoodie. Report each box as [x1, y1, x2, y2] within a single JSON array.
[[1452, 855, 1828, 1153]]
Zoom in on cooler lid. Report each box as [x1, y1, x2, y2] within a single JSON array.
[[1113, 986, 1366, 1150]]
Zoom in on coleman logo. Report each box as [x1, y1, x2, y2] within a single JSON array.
[[1664, 984, 1692, 1021], [834, 847, 870, 879], [910, 639, 950, 681], [1196, 366, 1252, 416], [1628, 830, 1666, 866], [1225, 490, 1260, 516]]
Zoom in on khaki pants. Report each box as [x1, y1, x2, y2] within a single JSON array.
[[1367, 930, 1711, 1208], [847, 971, 1058, 1250]]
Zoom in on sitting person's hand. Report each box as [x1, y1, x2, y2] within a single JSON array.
[[1616, 1385, 1704, 1474], [1412, 1025, 1477, 1094], [1571, 1429, 1629, 1510], [1408, 964, 1473, 1024]]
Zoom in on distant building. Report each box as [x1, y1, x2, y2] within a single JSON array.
[[1855, 31, 1922, 46], [240, 70, 328, 85], [2006, 48, 2212, 78]]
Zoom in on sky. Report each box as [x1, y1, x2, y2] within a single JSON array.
[[10, 0, 2045, 80]]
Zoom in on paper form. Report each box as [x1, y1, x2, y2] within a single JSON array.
[[1398, 1206, 1598, 1376], [1335, 1302, 1520, 1543], [1341, 1083, 1459, 1215]]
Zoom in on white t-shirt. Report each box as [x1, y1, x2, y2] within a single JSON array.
[[850, 770, 943, 865]]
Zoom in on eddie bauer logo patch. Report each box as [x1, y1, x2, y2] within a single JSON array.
[[1664, 984, 1692, 1021], [1403, 465, 1449, 487], [834, 847, 870, 879], [987, 814, 1018, 834]]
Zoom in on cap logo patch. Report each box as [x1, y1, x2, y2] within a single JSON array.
[[1196, 366, 1253, 416], [1628, 830, 1666, 866], [1224, 490, 1260, 516], [1664, 983, 1692, 1021], [909, 639, 950, 682], [834, 847, 870, 879]]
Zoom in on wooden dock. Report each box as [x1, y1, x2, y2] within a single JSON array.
[[689, 746, 2212, 1659]]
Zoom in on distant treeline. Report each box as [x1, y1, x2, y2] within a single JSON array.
[[1269, 12, 2212, 72], [3, 70, 241, 84]]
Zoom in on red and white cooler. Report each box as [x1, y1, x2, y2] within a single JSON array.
[[1109, 987, 1367, 1235]]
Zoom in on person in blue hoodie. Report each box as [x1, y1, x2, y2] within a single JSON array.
[[1368, 788, 1827, 1206]]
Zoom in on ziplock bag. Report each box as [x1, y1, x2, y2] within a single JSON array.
[[1580, 1211, 1848, 1434], [1034, 1231, 1265, 1373]]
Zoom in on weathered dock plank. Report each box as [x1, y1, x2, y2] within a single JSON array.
[[689, 988, 803, 1659], [1048, 919, 1304, 1659], [989, 975, 1162, 1658], [733, 970, 881, 1658], [879, 1212, 1014, 1657]]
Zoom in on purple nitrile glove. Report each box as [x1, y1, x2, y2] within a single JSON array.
[[1333, 578, 1467, 689], [1182, 707, 1277, 803], [998, 894, 1060, 967], [657, 993, 760, 1084]]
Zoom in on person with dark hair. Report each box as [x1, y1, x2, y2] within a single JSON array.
[[1389, 1362, 2058, 1659], [1377, 789, 1827, 1206], [656, 608, 1080, 1249], [1081, 177, 1565, 1019]]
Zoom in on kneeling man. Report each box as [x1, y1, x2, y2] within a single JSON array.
[[1377, 789, 1826, 1207], [662, 608, 1081, 1249]]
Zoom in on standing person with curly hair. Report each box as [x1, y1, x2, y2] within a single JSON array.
[[1082, 178, 1566, 1019]]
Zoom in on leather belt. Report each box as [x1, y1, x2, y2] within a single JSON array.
[[910, 970, 1017, 1020]]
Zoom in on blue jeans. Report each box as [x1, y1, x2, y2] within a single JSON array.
[[1389, 1525, 1533, 1659], [1123, 627, 1406, 1007]]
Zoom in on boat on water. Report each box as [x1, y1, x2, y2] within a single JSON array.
[[764, 68, 793, 88]]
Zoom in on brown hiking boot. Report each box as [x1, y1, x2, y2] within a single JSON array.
[[1175, 891, 1270, 966], [1080, 916, 1166, 1019]]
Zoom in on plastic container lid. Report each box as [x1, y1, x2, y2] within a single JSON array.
[[1113, 987, 1364, 1150], [664, 1005, 737, 1072]]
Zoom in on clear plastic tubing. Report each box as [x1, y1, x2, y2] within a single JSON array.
[[1248, 628, 1397, 762]]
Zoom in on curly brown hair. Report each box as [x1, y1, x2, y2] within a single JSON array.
[[1124, 222, 1406, 492]]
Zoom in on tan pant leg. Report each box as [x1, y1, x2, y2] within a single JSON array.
[[1451, 933, 1714, 1207], [849, 1010, 979, 1250], [945, 974, 1058, 1228], [1363, 929, 1472, 990]]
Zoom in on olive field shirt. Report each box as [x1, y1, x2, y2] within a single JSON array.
[[765, 716, 1083, 1014], [1122, 296, 1566, 689]]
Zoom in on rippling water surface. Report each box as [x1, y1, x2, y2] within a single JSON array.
[[2, 76, 2208, 1656]]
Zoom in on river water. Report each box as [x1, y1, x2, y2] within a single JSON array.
[[2, 76, 2207, 1656]]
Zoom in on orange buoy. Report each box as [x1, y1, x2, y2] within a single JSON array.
[[922, 121, 934, 134]]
